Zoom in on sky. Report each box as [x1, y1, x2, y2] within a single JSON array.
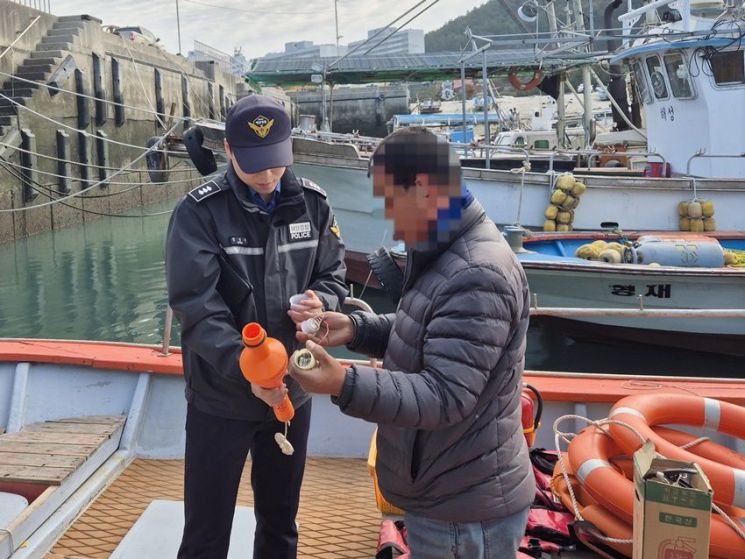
[[50, 0, 489, 59]]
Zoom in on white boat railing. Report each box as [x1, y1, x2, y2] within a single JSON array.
[[686, 151, 745, 175], [530, 305, 745, 319]]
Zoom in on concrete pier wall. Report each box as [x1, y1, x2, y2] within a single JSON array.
[[0, 0, 245, 243]]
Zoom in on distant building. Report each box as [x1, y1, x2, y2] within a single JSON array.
[[348, 27, 425, 56], [187, 41, 248, 76], [262, 41, 347, 60]]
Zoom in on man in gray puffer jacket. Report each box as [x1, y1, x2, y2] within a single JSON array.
[[288, 127, 535, 558]]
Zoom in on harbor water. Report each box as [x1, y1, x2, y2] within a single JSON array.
[[0, 199, 742, 376]]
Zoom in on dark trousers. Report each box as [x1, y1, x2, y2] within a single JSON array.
[[177, 400, 311, 559]]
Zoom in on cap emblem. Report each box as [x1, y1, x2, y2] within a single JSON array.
[[248, 115, 274, 139]]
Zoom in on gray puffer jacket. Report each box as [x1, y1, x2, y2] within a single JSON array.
[[336, 198, 535, 522]]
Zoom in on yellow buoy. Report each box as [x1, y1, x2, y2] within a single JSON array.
[[679, 217, 691, 231], [606, 242, 625, 257], [571, 181, 586, 197], [551, 190, 568, 205], [545, 205, 559, 220], [556, 223, 571, 232], [556, 174, 576, 191], [590, 240, 608, 249], [690, 218, 704, 232], [687, 201, 703, 219], [701, 200, 715, 218], [557, 211, 572, 224], [703, 217, 716, 231], [561, 195, 578, 210], [599, 249, 622, 263], [724, 251, 735, 266], [677, 201, 689, 217], [543, 219, 557, 232]]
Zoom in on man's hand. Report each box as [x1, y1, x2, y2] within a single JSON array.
[[295, 311, 355, 347], [287, 289, 324, 325], [251, 382, 288, 407], [287, 341, 346, 397]]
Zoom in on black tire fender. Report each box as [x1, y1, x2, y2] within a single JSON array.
[[184, 126, 218, 176], [366, 247, 404, 305], [145, 137, 169, 183]]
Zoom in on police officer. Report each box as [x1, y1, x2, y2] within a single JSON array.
[[165, 94, 347, 559]]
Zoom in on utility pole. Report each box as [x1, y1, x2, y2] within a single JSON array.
[[176, 0, 182, 55]]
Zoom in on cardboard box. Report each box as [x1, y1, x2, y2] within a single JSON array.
[[633, 441, 712, 559]]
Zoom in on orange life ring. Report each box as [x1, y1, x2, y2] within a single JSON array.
[[565, 425, 745, 559], [508, 66, 543, 92], [609, 393, 745, 509]]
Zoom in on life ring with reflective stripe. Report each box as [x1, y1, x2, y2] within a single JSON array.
[[609, 393, 745, 510], [565, 425, 745, 559], [508, 66, 543, 92]]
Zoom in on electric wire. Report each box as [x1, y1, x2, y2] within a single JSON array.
[[0, 120, 183, 213]]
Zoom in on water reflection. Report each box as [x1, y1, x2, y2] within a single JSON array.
[[0, 199, 741, 376]]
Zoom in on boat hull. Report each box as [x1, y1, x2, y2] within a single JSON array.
[[292, 148, 745, 257]]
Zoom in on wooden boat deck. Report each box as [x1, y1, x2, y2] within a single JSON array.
[[0, 416, 125, 486], [47, 457, 382, 559]]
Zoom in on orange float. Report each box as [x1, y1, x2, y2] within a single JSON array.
[[565, 424, 745, 558], [609, 393, 745, 509], [508, 66, 543, 92], [239, 322, 293, 422]]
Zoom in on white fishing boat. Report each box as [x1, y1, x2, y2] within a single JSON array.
[[514, 230, 745, 356], [2, 335, 745, 558]]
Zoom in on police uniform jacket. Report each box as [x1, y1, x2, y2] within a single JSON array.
[[165, 166, 348, 420]]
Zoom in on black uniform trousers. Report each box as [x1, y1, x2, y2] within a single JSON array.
[[177, 400, 311, 559]]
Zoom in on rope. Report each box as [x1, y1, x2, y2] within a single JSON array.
[[0, 69, 189, 122], [0, 159, 178, 217], [553, 413, 745, 546], [0, 152, 203, 186], [120, 36, 168, 129], [509, 159, 532, 225], [0, 120, 182, 213], [0, 92, 163, 152]]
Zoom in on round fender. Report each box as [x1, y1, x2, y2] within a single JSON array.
[[145, 137, 168, 183], [183, 126, 217, 176]]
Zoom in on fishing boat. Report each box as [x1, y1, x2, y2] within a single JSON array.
[[514, 229, 745, 356], [162, 0, 745, 273], [2, 335, 745, 558]]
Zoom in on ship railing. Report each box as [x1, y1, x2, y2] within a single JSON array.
[[686, 150, 745, 175], [530, 294, 745, 319]]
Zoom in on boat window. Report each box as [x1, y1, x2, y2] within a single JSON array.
[[708, 50, 745, 86], [645, 56, 669, 99], [663, 52, 694, 98], [632, 60, 652, 104], [514, 136, 526, 147]]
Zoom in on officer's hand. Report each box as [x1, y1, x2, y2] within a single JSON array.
[[295, 311, 354, 347], [251, 382, 288, 407], [288, 341, 346, 396], [287, 290, 324, 325]]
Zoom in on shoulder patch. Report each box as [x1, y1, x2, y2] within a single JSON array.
[[300, 177, 327, 198], [188, 180, 222, 203]]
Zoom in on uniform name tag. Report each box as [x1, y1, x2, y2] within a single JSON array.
[[289, 222, 312, 240]]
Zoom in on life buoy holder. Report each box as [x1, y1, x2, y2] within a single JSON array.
[[609, 393, 745, 510], [565, 424, 745, 559], [509, 66, 543, 92]]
